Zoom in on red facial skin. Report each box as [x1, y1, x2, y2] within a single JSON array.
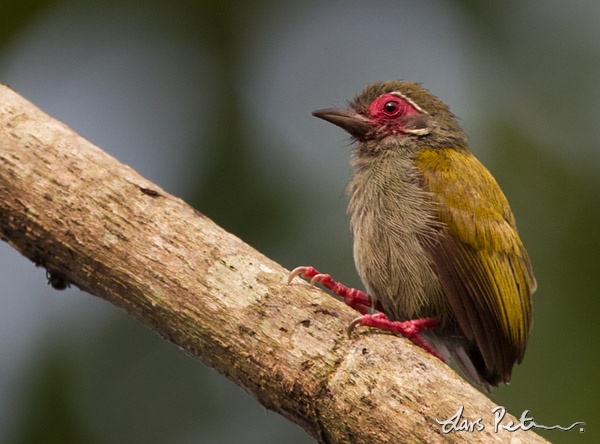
[[367, 93, 422, 136]]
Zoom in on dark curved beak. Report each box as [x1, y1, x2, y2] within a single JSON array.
[[312, 108, 370, 139]]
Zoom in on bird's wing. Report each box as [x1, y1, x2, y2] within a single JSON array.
[[415, 147, 536, 382]]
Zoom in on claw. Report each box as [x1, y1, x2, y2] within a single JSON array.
[[309, 273, 328, 286], [347, 312, 387, 337], [347, 315, 364, 337], [288, 266, 314, 285]]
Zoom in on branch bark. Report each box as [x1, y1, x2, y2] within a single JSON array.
[[0, 84, 548, 444]]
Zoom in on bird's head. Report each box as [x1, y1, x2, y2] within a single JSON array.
[[313, 81, 466, 150]]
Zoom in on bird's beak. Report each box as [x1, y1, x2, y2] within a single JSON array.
[[312, 108, 371, 139]]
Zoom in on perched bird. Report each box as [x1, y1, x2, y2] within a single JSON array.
[[293, 80, 536, 389]]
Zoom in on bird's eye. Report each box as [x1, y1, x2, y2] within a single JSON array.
[[383, 100, 401, 117]]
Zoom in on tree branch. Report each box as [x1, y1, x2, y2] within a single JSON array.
[[0, 84, 548, 444]]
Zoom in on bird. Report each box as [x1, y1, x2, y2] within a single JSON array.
[[291, 80, 536, 389]]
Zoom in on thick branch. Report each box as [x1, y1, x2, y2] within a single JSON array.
[[0, 84, 547, 444]]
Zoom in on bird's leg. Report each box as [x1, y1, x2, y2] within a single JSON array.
[[348, 313, 443, 360], [288, 266, 443, 360], [288, 266, 375, 314]]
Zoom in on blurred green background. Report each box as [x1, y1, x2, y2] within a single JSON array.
[[0, 1, 597, 443]]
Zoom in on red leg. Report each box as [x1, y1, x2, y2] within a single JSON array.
[[288, 266, 374, 314], [349, 313, 443, 360], [288, 266, 443, 361]]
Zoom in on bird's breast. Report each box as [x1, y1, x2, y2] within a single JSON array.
[[347, 151, 446, 320]]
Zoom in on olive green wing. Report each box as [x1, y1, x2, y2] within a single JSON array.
[[416, 147, 536, 383]]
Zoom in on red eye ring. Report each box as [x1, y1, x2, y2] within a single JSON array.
[[369, 93, 420, 121]]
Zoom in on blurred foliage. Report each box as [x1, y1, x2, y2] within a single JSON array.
[[0, 1, 54, 49], [14, 351, 97, 444], [1, 0, 598, 443]]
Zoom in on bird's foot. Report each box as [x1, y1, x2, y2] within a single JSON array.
[[288, 266, 374, 314], [348, 313, 443, 360], [288, 266, 442, 360]]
